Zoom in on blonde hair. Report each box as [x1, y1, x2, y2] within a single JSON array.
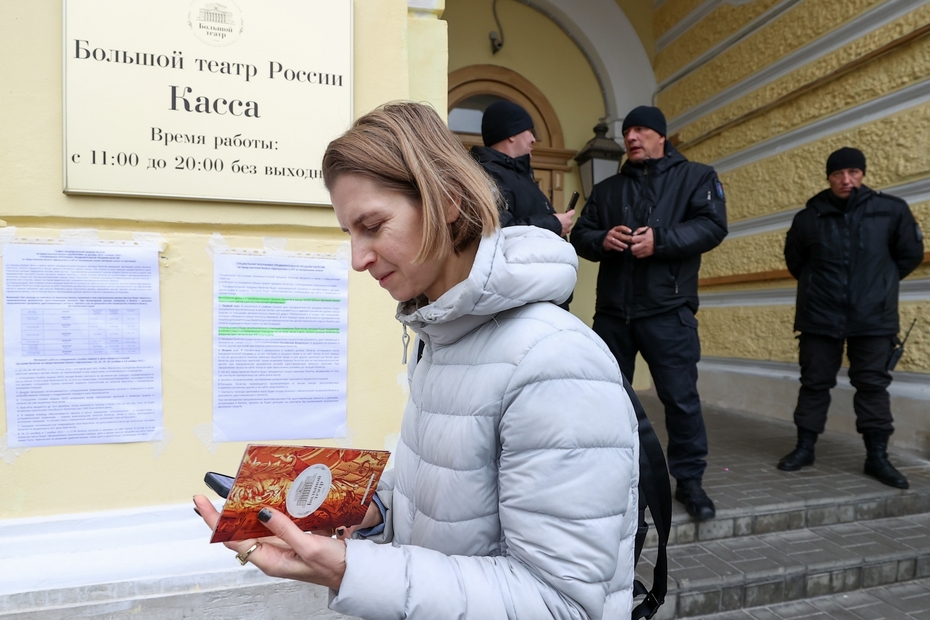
[[323, 101, 499, 262]]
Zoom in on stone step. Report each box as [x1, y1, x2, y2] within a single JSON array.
[[643, 485, 930, 549], [640, 393, 930, 547], [635, 511, 930, 619], [687, 578, 930, 619]]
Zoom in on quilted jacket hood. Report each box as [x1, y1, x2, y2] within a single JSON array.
[[397, 226, 576, 345]]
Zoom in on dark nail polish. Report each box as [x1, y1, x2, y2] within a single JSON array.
[[336, 527, 345, 536], [258, 508, 272, 523], [193, 507, 202, 517]]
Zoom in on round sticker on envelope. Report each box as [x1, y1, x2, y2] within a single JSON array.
[[286, 463, 333, 517]]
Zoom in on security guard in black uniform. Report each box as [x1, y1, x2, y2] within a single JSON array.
[[779, 147, 924, 488], [571, 106, 728, 520], [470, 100, 576, 309], [469, 101, 575, 238]]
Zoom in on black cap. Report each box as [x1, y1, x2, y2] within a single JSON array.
[[621, 105, 667, 137], [481, 101, 534, 147], [826, 147, 866, 178]]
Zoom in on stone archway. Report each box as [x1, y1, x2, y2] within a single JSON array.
[[520, 0, 656, 131]]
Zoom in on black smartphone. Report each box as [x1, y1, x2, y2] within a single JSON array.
[[567, 191, 580, 213], [204, 472, 235, 499]]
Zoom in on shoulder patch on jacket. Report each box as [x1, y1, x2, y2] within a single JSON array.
[[714, 178, 725, 201], [917, 223, 924, 242]]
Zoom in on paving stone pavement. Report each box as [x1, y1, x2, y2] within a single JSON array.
[[639, 393, 930, 540], [692, 580, 930, 619], [635, 392, 930, 619]]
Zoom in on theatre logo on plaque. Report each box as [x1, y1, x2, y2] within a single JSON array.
[[189, 1, 243, 47]]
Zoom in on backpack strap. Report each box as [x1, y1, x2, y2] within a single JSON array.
[[623, 374, 671, 620]]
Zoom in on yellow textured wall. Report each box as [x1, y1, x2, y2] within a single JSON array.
[[680, 7, 930, 154], [699, 305, 797, 362], [899, 302, 930, 371], [699, 108, 930, 368], [658, 0, 884, 120], [700, 302, 930, 374], [445, 0, 605, 158], [654, 0, 705, 40], [701, 230, 788, 280], [0, 0, 444, 519], [650, 0, 930, 379], [702, 202, 930, 279], [720, 105, 930, 222], [616, 0, 656, 61], [654, 0, 782, 83]]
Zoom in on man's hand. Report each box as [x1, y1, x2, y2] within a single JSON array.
[[555, 211, 574, 237], [630, 227, 655, 258], [602, 225, 633, 252]]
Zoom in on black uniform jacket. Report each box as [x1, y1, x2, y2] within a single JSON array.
[[470, 146, 561, 236], [785, 185, 924, 338], [570, 144, 728, 320]]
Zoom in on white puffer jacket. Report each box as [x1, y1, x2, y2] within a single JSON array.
[[331, 227, 639, 619]]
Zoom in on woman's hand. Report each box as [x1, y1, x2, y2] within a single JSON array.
[[335, 500, 383, 540], [193, 495, 347, 590]]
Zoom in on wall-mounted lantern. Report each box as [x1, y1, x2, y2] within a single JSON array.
[[574, 121, 626, 199]]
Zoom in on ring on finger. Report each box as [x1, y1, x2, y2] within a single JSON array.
[[236, 542, 262, 565]]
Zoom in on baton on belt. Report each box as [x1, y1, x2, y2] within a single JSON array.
[[887, 318, 917, 372]]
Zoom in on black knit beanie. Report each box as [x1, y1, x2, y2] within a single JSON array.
[[621, 105, 667, 137], [826, 147, 866, 178], [481, 101, 534, 147]]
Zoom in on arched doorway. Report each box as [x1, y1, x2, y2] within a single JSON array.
[[448, 65, 576, 210]]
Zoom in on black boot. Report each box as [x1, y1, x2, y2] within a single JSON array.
[[674, 479, 716, 521], [863, 431, 909, 489], [777, 428, 818, 471]]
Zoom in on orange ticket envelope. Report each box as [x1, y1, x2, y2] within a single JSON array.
[[210, 445, 391, 543]]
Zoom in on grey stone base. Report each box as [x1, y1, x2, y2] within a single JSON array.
[[1, 578, 356, 620], [645, 491, 930, 549], [697, 357, 930, 453]]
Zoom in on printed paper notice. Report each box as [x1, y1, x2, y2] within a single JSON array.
[[2, 244, 163, 447], [213, 254, 348, 441]]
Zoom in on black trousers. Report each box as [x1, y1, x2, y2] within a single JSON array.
[[794, 334, 896, 434], [594, 307, 707, 482]]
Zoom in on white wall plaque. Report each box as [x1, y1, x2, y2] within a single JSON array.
[[63, 0, 352, 205]]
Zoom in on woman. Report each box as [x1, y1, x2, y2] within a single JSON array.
[[194, 101, 639, 619]]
